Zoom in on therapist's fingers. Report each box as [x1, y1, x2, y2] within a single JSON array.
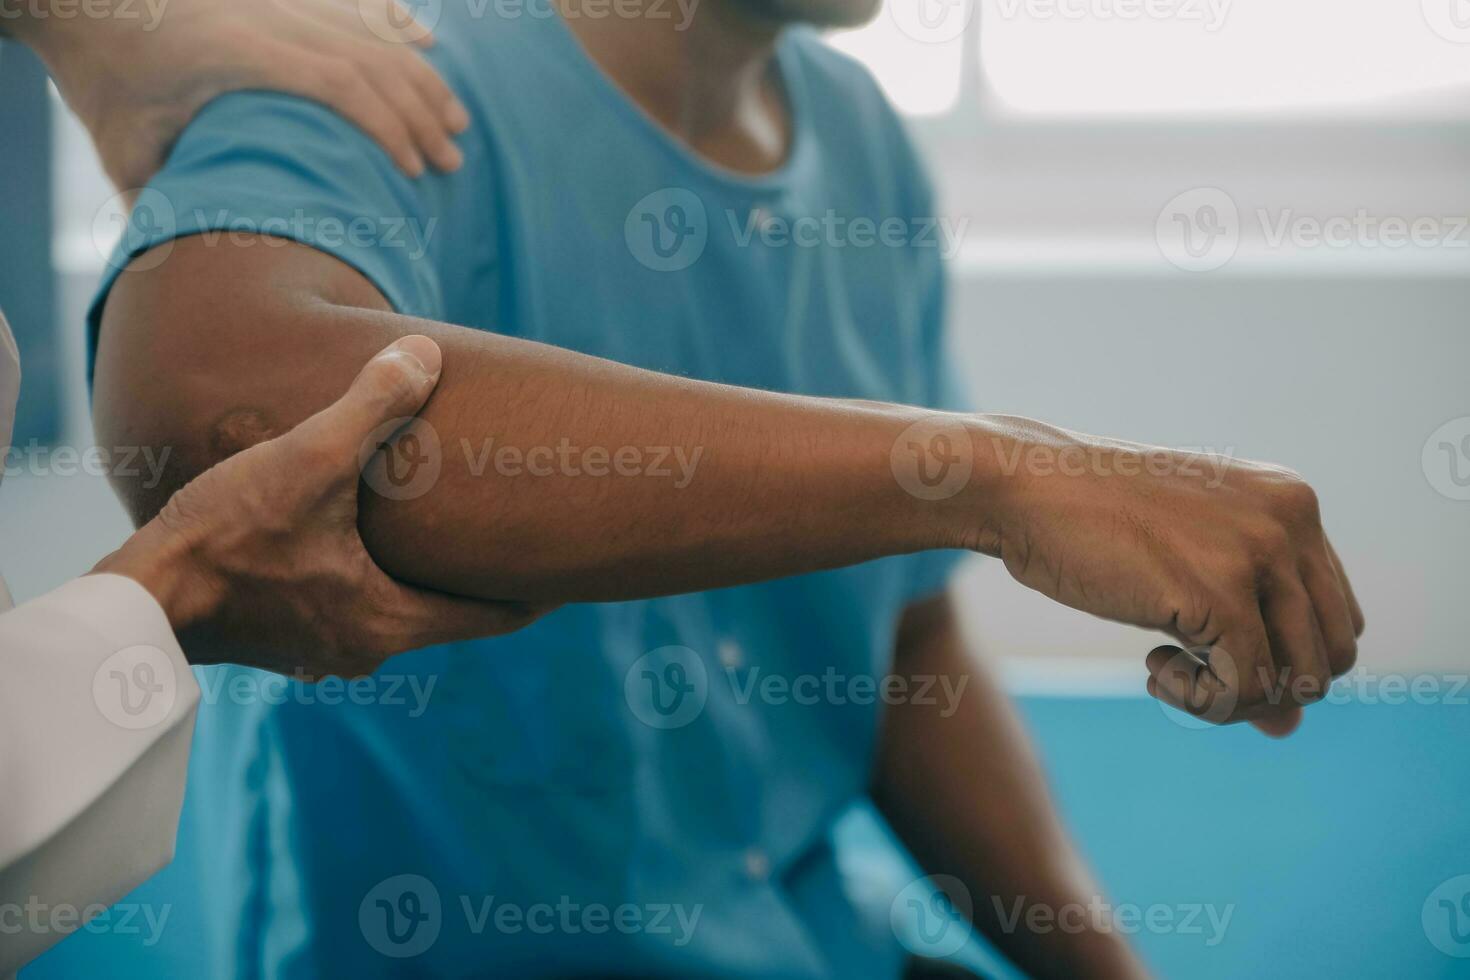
[[286, 335, 444, 469], [280, 49, 429, 176], [384, 41, 472, 136], [319, 36, 466, 172], [296, 0, 469, 141], [295, 0, 471, 138]]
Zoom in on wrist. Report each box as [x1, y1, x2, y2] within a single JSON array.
[[937, 413, 1029, 555], [92, 520, 223, 641]]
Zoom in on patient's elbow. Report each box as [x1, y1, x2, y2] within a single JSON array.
[[92, 297, 263, 527]]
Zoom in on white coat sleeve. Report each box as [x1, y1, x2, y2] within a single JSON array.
[[0, 574, 200, 974]]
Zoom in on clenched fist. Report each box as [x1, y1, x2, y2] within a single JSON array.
[[962, 416, 1365, 736]]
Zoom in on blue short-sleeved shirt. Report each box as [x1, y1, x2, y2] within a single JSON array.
[[90, 12, 971, 977]]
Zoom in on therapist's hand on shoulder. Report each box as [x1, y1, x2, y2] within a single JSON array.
[[94, 336, 552, 678], [10, 0, 469, 189]]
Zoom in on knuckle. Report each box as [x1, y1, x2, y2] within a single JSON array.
[[1313, 668, 1333, 699], [1168, 593, 1208, 638], [1272, 475, 1322, 524], [1244, 517, 1292, 560], [1328, 638, 1358, 675], [1297, 669, 1331, 705], [1220, 555, 1262, 594]]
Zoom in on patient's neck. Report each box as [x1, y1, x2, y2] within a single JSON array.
[[555, 0, 793, 175]]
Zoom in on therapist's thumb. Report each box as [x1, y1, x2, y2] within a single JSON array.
[[292, 336, 444, 466]]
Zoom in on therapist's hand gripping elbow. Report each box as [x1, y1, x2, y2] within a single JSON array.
[[93, 336, 551, 677]]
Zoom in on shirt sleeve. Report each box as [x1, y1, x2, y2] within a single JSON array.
[[84, 89, 464, 382], [0, 574, 200, 975]]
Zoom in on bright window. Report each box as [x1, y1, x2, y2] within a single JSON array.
[[827, 0, 969, 115], [832, 0, 1470, 117]]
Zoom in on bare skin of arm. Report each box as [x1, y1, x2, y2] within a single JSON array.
[[875, 594, 1150, 980], [97, 233, 1363, 730], [96, 235, 963, 604]]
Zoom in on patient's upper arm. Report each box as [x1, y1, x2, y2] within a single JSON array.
[[94, 235, 400, 526]]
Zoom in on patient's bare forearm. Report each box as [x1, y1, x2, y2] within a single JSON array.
[[95, 236, 970, 602]]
